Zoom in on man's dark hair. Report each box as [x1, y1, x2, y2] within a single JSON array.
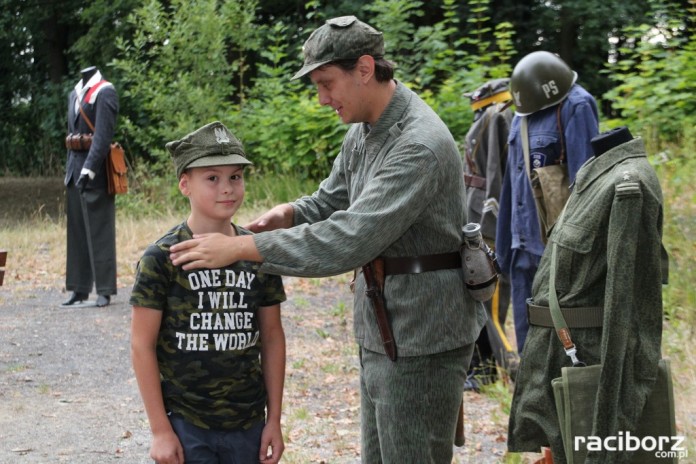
[[329, 57, 395, 83]]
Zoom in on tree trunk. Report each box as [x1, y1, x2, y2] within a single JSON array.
[[558, 6, 578, 70], [38, 3, 69, 84]]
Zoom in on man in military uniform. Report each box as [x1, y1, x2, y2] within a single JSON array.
[[170, 16, 487, 463], [508, 127, 669, 463], [496, 52, 599, 353], [462, 78, 517, 389]]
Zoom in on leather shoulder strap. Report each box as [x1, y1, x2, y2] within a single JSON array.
[[78, 104, 95, 133], [78, 80, 110, 133], [556, 103, 566, 163], [521, 116, 531, 179]]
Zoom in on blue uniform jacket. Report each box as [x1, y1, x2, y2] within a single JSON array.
[[496, 84, 598, 273]]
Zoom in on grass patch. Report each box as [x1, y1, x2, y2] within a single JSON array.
[[5, 364, 28, 374], [652, 149, 696, 454], [289, 406, 310, 422], [291, 359, 306, 370], [480, 379, 514, 417]]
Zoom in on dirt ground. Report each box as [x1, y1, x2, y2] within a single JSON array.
[[0, 177, 510, 463], [0, 280, 509, 464]]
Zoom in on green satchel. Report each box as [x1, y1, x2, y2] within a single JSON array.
[[547, 211, 677, 464]]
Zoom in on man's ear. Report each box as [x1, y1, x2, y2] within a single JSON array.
[[356, 55, 375, 82]]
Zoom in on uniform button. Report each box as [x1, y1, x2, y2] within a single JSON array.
[[517, 202, 523, 207], [517, 166, 523, 172]]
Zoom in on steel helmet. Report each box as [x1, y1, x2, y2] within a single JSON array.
[[510, 51, 577, 116]]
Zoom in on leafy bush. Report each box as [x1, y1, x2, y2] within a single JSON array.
[[234, 21, 346, 181], [112, 0, 259, 173], [603, 0, 696, 148]]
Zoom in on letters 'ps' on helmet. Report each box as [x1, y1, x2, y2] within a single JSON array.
[[510, 51, 577, 116]]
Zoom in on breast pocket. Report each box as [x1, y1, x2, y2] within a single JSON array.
[[529, 134, 562, 170], [551, 221, 598, 295]]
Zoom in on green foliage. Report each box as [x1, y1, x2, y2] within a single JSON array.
[[410, 0, 464, 89], [235, 21, 346, 180], [603, 0, 696, 148], [244, 172, 319, 209], [425, 19, 516, 143], [238, 90, 345, 180], [480, 377, 513, 416], [115, 0, 519, 188], [0, 0, 691, 180], [112, 0, 263, 206], [1, 80, 67, 175], [653, 146, 696, 329], [69, 0, 141, 72], [363, 0, 424, 84], [363, 0, 516, 144], [490, 0, 652, 101]]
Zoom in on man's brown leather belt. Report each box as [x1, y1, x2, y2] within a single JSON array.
[[464, 173, 486, 190], [361, 251, 462, 362], [527, 301, 603, 328], [380, 251, 461, 275]]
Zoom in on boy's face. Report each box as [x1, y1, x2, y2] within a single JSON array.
[[179, 164, 245, 222]]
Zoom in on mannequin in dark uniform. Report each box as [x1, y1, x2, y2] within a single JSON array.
[[62, 66, 119, 307], [462, 79, 517, 390]]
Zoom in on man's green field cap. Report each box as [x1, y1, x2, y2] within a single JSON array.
[[292, 15, 384, 80]]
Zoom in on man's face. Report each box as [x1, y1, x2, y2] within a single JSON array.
[[309, 64, 366, 124]]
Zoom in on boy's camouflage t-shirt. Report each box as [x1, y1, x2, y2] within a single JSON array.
[[130, 221, 286, 431]]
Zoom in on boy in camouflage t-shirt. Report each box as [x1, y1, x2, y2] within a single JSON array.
[[130, 121, 286, 464]]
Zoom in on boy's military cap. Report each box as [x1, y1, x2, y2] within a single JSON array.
[[292, 15, 384, 80], [166, 121, 252, 178]]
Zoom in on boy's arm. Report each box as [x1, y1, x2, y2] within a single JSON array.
[[131, 306, 184, 464], [258, 303, 286, 463]]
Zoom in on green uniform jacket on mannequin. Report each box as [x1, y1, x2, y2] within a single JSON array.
[[254, 82, 487, 357], [508, 137, 667, 463]]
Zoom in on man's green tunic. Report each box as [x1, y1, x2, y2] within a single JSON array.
[[254, 82, 487, 356]]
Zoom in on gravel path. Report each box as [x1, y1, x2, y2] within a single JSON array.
[[0, 276, 510, 464]]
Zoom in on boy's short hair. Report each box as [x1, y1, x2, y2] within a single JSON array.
[[166, 121, 252, 178]]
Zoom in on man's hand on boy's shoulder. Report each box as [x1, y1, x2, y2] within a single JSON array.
[[170, 233, 261, 269], [246, 203, 295, 233]]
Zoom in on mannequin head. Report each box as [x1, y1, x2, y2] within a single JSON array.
[[80, 66, 98, 84], [591, 126, 633, 156]]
